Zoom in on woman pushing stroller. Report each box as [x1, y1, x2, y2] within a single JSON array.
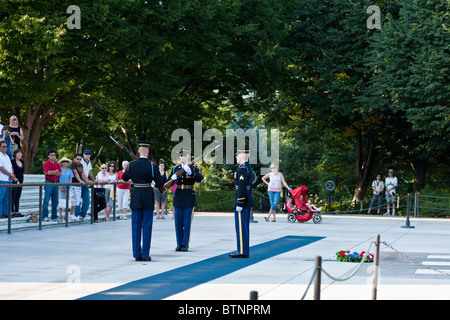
[[262, 164, 291, 222]]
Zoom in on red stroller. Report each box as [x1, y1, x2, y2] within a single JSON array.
[[283, 186, 322, 224]]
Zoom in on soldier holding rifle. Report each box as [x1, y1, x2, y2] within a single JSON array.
[[169, 148, 203, 252]]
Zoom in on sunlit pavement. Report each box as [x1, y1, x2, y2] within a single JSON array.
[[1, 213, 449, 300]]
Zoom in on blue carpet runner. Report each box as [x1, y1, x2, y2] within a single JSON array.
[[80, 235, 324, 300]]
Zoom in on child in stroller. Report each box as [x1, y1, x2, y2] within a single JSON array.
[[283, 185, 322, 224]]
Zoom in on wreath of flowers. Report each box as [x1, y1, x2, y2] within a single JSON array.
[[336, 250, 374, 263]]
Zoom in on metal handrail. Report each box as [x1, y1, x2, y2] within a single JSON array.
[[1, 181, 133, 234]]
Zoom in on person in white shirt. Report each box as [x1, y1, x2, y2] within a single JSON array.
[[384, 169, 398, 216], [368, 174, 384, 214], [0, 141, 17, 218]]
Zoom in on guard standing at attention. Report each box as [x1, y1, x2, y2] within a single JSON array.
[[230, 148, 254, 258], [169, 148, 203, 252], [121, 141, 165, 261]]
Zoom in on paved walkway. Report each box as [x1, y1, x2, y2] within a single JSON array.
[[1, 213, 449, 300]]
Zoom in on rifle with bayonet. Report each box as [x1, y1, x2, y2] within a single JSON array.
[[162, 144, 220, 194], [110, 135, 168, 194], [110, 136, 138, 160]]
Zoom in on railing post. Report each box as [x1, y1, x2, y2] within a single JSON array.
[[90, 185, 95, 224], [314, 256, 322, 300], [112, 184, 117, 221], [38, 185, 43, 231], [416, 192, 420, 217], [372, 234, 380, 300], [65, 186, 70, 228], [414, 192, 420, 218], [7, 184, 12, 234]]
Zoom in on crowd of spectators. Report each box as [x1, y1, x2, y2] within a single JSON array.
[[0, 115, 24, 219], [0, 141, 171, 223]]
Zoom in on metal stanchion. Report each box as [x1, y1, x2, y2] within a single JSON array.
[[401, 194, 415, 229], [314, 256, 322, 300], [249, 291, 258, 300], [372, 234, 380, 300]]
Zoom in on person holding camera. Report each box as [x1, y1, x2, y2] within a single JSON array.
[[367, 174, 384, 215], [1, 126, 14, 158]]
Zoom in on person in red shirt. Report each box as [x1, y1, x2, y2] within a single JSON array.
[[42, 149, 62, 222]]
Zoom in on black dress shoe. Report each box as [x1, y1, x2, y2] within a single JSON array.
[[142, 256, 151, 261], [180, 246, 189, 252], [135, 257, 142, 261], [229, 253, 249, 258], [175, 246, 182, 251]]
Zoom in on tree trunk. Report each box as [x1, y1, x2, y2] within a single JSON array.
[[18, 104, 56, 173], [410, 158, 428, 193], [353, 129, 377, 202]]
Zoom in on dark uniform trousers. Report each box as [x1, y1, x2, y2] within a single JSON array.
[[174, 207, 195, 248], [171, 165, 203, 249], [132, 205, 153, 260], [234, 206, 251, 256], [122, 157, 164, 259], [233, 161, 254, 256]]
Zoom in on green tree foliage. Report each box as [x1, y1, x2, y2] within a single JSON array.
[[365, 0, 450, 191], [0, 0, 85, 171], [0, 0, 294, 170], [277, 0, 391, 201], [0, 0, 448, 203]]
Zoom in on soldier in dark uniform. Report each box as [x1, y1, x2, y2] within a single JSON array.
[[230, 148, 255, 258], [121, 141, 165, 261], [169, 148, 203, 252]]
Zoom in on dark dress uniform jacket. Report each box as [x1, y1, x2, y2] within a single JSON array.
[[171, 165, 203, 208], [233, 162, 255, 209], [122, 157, 165, 210]]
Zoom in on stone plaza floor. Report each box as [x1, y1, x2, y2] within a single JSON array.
[[1, 212, 449, 300]]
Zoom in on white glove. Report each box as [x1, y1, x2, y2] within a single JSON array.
[[183, 164, 192, 175], [236, 206, 243, 212], [171, 174, 178, 181]]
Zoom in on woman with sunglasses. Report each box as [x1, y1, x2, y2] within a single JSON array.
[[261, 164, 291, 222], [104, 161, 117, 221], [8, 116, 23, 154]]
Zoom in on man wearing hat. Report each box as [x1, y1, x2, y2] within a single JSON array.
[[169, 148, 203, 252], [121, 141, 165, 261], [230, 148, 255, 258]]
